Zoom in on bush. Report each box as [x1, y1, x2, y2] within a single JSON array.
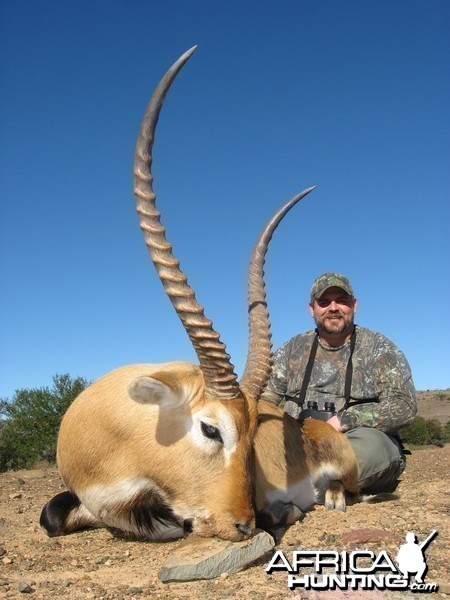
[[401, 416, 447, 447], [0, 374, 88, 471], [444, 419, 450, 443]]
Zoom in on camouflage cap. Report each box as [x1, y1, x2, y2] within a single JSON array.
[[310, 273, 354, 300]]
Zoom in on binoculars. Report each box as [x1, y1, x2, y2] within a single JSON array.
[[298, 400, 336, 422]]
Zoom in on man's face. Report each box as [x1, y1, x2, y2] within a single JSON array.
[[309, 286, 357, 337]]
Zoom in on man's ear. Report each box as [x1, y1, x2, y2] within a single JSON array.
[[353, 298, 358, 314], [309, 300, 315, 317]]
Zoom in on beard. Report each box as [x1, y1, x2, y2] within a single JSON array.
[[314, 311, 353, 336]]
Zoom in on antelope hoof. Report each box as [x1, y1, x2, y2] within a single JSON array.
[[325, 481, 346, 511], [257, 501, 305, 530]]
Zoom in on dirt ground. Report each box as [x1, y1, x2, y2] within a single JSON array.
[[416, 391, 450, 426], [0, 445, 448, 599]]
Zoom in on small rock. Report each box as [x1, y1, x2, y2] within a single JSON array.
[[2, 557, 13, 565], [379, 518, 392, 529], [9, 493, 22, 500], [18, 580, 33, 593], [13, 469, 45, 480], [0, 546, 6, 557]]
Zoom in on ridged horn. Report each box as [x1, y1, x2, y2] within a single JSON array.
[[134, 46, 241, 400], [240, 187, 316, 399]]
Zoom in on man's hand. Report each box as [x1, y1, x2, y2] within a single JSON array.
[[327, 415, 342, 432]]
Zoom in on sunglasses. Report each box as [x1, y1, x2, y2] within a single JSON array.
[[315, 297, 354, 308]]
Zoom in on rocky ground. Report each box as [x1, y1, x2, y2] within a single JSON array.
[[0, 445, 448, 599]]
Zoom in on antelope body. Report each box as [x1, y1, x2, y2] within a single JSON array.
[[40, 47, 359, 543]]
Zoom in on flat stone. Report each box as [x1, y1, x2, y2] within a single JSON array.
[[159, 530, 275, 582]]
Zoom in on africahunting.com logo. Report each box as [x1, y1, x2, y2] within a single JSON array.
[[266, 530, 439, 593]]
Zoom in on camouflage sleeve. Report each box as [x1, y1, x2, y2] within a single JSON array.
[[339, 335, 417, 433], [260, 340, 291, 405]]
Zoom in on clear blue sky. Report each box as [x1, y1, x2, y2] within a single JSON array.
[[1, 0, 449, 399]]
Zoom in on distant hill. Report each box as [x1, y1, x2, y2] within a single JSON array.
[[416, 389, 450, 425]]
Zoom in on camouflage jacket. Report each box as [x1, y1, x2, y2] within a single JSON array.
[[261, 325, 417, 433]]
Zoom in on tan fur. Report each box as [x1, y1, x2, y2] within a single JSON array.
[[57, 362, 257, 541], [58, 363, 204, 489], [253, 400, 359, 513], [301, 418, 359, 493], [52, 363, 358, 541]]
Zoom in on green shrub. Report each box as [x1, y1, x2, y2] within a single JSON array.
[[0, 374, 88, 471], [402, 416, 447, 447]]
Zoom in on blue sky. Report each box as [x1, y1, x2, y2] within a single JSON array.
[[1, 0, 449, 400]]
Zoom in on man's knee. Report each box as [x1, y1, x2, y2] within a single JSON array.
[[345, 427, 405, 493]]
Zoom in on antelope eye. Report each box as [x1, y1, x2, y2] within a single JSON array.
[[201, 422, 223, 443]]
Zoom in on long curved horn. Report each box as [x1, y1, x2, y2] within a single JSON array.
[[134, 47, 240, 400], [240, 187, 315, 399]]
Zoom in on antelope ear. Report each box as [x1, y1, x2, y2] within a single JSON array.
[[128, 375, 187, 410], [128, 376, 175, 406]]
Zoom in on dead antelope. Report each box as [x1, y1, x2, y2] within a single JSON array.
[[40, 47, 358, 543]]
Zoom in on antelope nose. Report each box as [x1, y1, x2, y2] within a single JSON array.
[[235, 521, 254, 537]]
